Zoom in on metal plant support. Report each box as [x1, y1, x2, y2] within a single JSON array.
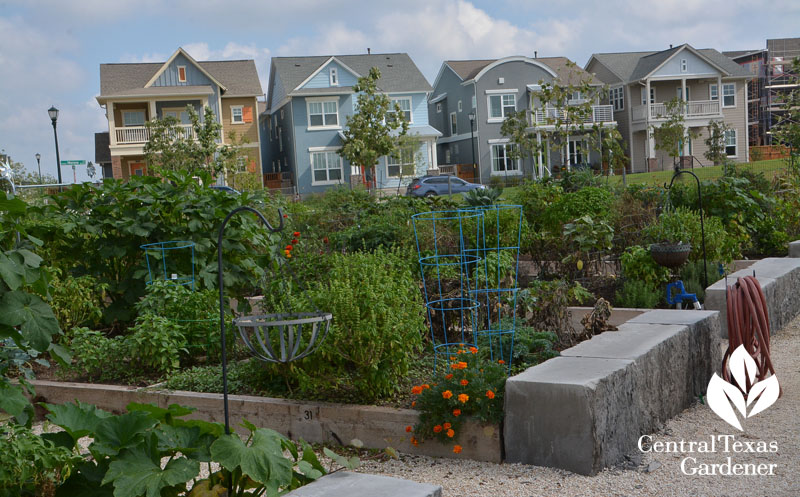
[[217, 206, 331, 435], [665, 170, 709, 289], [140, 240, 196, 290]]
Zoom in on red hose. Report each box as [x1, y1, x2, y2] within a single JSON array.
[[723, 275, 778, 393]]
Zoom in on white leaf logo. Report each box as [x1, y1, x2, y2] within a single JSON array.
[[706, 345, 779, 430]]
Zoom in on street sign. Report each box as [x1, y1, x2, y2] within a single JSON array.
[[60, 160, 86, 166]]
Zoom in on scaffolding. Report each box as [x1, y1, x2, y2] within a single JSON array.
[[766, 38, 800, 145]]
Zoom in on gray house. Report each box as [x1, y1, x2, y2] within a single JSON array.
[[261, 53, 439, 195], [428, 56, 616, 183], [586, 44, 753, 172]]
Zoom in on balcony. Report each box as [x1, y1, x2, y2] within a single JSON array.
[[530, 104, 615, 127], [632, 100, 721, 123], [114, 124, 196, 145]]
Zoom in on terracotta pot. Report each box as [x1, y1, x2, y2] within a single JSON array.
[[650, 242, 691, 268]]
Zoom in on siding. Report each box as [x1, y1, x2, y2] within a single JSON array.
[[300, 60, 359, 89], [151, 53, 220, 121], [221, 97, 259, 144], [651, 51, 717, 78]]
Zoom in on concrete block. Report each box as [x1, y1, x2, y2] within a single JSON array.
[[704, 258, 800, 338], [790, 240, 800, 258], [284, 472, 441, 497]]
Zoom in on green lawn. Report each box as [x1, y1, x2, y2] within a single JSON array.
[[606, 159, 790, 186]]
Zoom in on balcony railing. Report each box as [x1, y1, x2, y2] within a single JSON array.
[[632, 100, 721, 122], [115, 124, 196, 145], [531, 104, 615, 126]]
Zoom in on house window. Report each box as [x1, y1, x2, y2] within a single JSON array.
[[458, 100, 463, 112], [307, 99, 339, 128], [681, 59, 688, 73], [280, 109, 284, 119], [311, 150, 343, 184], [568, 140, 587, 165], [490, 143, 520, 174], [178, 66, 187, 82], [278, 127, 283, 152], [272, 116, 277, 138], [709, 84, 718, 101], [722, 83, 736, 107], [641, 88, 655, 105], [489, 94, 516, 119], [724, 129, 737, 157], [610, 87, 624, 111], [330, 68, 338, 86], [231, 105, 244, 124], [676, 87, 690, 100], [450, 112, 457, 135], [122, 110, 145, 127], [387, 146, 415, 178], [163, 108, 191, 124], [445, 148, 451, 163], [453, 144, 459, 155], [390, 97, 413, 122], [436, 102, 442, 113], [472, 95, 477, 109]]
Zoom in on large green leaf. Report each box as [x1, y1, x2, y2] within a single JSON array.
[[55, 460, 114, 497], [45, 401, 113, 444], [210, 428, 293, 488], [102, 448, 199, 497], [127, 402, 195, 423], [156, 424, 216, 462], [0, 252, 25, 290], [0, 381, 31, 424], [0, 290, 60, 351], [91, 411, 159, 457]]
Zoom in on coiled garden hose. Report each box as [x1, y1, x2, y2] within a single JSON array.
[[723, 275, 778, 392]]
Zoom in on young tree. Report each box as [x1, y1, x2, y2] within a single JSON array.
[[704, 120, 733, 172], [651, 97, 699, 170], [339, 67, 408, 188], [144, 105, 246, 180], [772, 57, 800, 171]]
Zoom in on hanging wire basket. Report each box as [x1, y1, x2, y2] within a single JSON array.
[[233, 311, 332, 363]]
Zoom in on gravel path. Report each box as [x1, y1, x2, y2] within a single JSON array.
[[357, 314, 800, 497]]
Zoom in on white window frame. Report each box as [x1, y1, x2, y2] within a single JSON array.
[[568, 139, 588, 166], [162, 107, 191, 124], [310, 147, 344, 185], [329, 67, 338, 86], [610, 86, 624, 111], [230, 105, 244, 124], [471, 95, 477, 109], [722, 83, 736, 108], [436, 102, 442, 113], [487, 94, 516, 122], [444, 148, 451, 163], [680, 59, 688, 73], [490, 143, 521, 176], [278, 127, 283, 152], [709, 84, 718, 101], [122, 110, 146, 127], [450, 112, 457, 135], [386, 145, 415, 178], [724, 129, 737, 158], [641, 87, 655, 105], [389, 97, 413, 123], [177, 65, 187, 83], [458, 100, 463, 112], [676, 87, 690, 100], [306, 97, 340, 130]]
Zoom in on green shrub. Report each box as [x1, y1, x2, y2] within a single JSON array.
[[615, 279, 662, 308], [0, 423, 79, 496], [643, 206, 739, 263], [620, 245, 670, 289], [163, 362, 251, 394], [679, 260, 723, 302], [68, 327, 128, 381], [541, 186, 615, 234], [44, 268, 106, 334], [126, 313, 188, 373]]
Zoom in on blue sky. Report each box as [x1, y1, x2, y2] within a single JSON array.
[[1, 0, 798, 183]]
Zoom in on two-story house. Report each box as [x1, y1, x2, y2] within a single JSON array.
[[586, 44, 752, 172], [428, 56, 616, 183], [260, 53, 439, 195], [96, 47, 264, 181]]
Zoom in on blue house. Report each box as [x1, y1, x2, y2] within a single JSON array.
[[261, 53, 439, 195]]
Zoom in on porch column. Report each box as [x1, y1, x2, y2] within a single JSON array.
[[717, 75, 722, 112], [681, 78, 688, 156], [108, 102, 117, 146], [566, 135, 571, 171], [536, 131, 543, 179], [148, 100, 157, 122], [645, 78, 652, 120]]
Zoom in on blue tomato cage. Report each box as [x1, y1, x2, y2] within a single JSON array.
[[140, 240, 196, 290]]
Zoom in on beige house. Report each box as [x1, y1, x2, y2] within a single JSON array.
[[586, 44, 752, 172], [96, 47, 263, 181]]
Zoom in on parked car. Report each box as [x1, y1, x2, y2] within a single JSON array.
[[406, 175, 486, 197], [210, 185, 241, 195]]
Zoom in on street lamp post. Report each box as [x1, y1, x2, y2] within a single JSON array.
[[468, 112, 477, 183], [48, 106, 62, 186], [35, 153, 41, 184]]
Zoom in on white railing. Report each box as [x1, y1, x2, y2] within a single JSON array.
[[532, 104, 615, 125], [115, 124, 196, 144], [632, 100, 721, 122]]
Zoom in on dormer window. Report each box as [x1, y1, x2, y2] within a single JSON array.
[[178, 66, 187, 83], [681, 59, 688, 73], [330, 68, 338, 86]]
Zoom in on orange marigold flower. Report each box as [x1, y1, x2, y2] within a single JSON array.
[[457, 349, 464, 354], [469, 346, 478, 354], [411, 386, 423, 395], [285, 245, 293, 251], [442, 390, 453, 399], [457, 393, 469, 403], [291, 238, 299, 244], [452, 409, 461, 417], [446, 429, 455, 438], [486, 390, 496, 399], [411, 436, 418, 446], [443, 422, 452, 429], [449, 356, 456, 361], [411, 401, 416, 407], [406, 426, 413, 433], [293, 231, 300, 237], [453, 445, 463, 454], [456, 361, 468, 369], [445, 373, 453, 380], [285, 253, 292, 258], [498, 359, 506, 365], [421, 384, 430, 390], [433, 425, 443, 433], [460, 379, 469, 386]]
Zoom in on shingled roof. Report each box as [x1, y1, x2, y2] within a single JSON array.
[[99, 54, 263, 99], [443, 56, 599, 85]]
